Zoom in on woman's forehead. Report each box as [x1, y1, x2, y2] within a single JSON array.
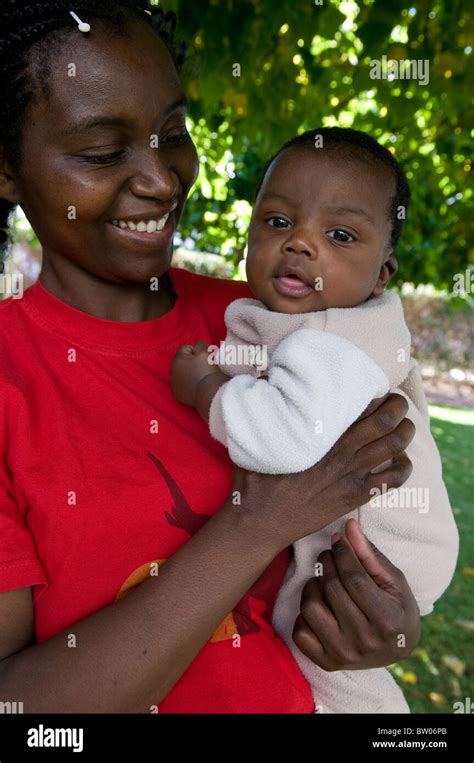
[[30, 18, 182, 126]]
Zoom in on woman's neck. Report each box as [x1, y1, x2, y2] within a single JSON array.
[[39, 254, 176, 323]]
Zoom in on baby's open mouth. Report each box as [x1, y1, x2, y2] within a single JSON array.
[[273, 268, 315, 298]]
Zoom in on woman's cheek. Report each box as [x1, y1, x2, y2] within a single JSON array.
[[181, 141, 199, 188]]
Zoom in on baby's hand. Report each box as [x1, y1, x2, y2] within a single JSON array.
[[171, 342, 219, 407]]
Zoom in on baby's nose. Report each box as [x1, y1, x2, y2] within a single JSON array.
[[283, 236, 317, 258]]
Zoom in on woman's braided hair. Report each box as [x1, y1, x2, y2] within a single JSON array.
[[0, 0, 185, 272]]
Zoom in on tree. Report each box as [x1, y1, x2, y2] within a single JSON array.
[[158, 0, 473, 289]]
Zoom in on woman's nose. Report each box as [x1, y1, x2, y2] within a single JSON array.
[[128, 150, 179, 201]]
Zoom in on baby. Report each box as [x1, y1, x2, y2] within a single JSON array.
[[170, 127, 458, 713]]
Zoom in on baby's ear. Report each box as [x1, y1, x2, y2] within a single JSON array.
[[0, 147, 22, 204], [372, 253, 398, 296]]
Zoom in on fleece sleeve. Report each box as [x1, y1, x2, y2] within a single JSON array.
[[209, 328, 389, 474]]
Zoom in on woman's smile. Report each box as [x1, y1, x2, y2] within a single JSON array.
[[107, 204, 178, 250], [106, 211, 175, 250]]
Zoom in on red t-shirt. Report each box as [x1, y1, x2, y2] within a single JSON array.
[[0, 266, 314, 713]]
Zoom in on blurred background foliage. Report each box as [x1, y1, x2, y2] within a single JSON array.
[[146, 0, 473, 288]]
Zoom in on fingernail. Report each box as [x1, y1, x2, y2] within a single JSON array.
[[350, 521, 366, 537], [331, 532, 342, 545]]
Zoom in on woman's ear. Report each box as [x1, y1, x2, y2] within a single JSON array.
[[372, 253, 398, 296], [0, 147, 22, 204]]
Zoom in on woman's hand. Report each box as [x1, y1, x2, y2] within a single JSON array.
[[234, 393, 416, 550], [292, 519, 420, 670]]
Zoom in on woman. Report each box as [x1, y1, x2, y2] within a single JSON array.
[[0, 2, 418, 712]]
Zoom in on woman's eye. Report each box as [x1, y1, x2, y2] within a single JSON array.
[[79, 151, 124, 165], [328, 229, 354, 243], [161, 129, 189, 147], [267, 217, 291, 229]]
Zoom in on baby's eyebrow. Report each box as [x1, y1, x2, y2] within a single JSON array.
[[60, 96, 189, 137], [261, 192, 293, 203], [325, 205, 375, 223]]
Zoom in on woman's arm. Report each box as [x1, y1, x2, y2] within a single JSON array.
[[0, 497, 279, 713], [0, 394, 414, 713]]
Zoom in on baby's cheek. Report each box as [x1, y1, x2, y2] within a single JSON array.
[[247, 257, 272, 299]]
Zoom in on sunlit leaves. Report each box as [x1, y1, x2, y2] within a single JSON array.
[[161, 0, 471, 286]]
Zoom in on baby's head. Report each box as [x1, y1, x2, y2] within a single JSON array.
[[246, 127, 410, 314]]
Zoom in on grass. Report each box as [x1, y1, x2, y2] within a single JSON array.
[[389, 404, 473, 713]]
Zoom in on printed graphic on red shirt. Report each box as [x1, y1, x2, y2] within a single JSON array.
[[115, 452, 283, 643]]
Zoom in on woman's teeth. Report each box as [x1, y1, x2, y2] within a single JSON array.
[[111, 214, 170, 233]]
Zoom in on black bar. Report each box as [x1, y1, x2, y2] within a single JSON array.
[[0, 712, 471, 761]]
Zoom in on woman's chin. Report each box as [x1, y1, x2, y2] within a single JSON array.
[[101, 250, 174, 286]]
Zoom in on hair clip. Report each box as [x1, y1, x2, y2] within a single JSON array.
[[69, 10, 91, 33]]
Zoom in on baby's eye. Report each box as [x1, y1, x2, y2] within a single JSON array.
[[267, 217, 291, 229], [327, 229, 354, 243]]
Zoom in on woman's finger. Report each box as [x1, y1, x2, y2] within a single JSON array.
[[344, 519, 406, 595], [353, 418, 415, 474], [292, 614, 329, 669], [365, 452, 413, 494], [298, 577, 341, 648], [343, 393, 409, 460], [316, 548, 369, 630], [329, 534, 395, 622], [329, 452, 413, 520], [356, 393, 389, 421]]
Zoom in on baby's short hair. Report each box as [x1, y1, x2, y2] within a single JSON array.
[[255, 127, 411, 251]]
